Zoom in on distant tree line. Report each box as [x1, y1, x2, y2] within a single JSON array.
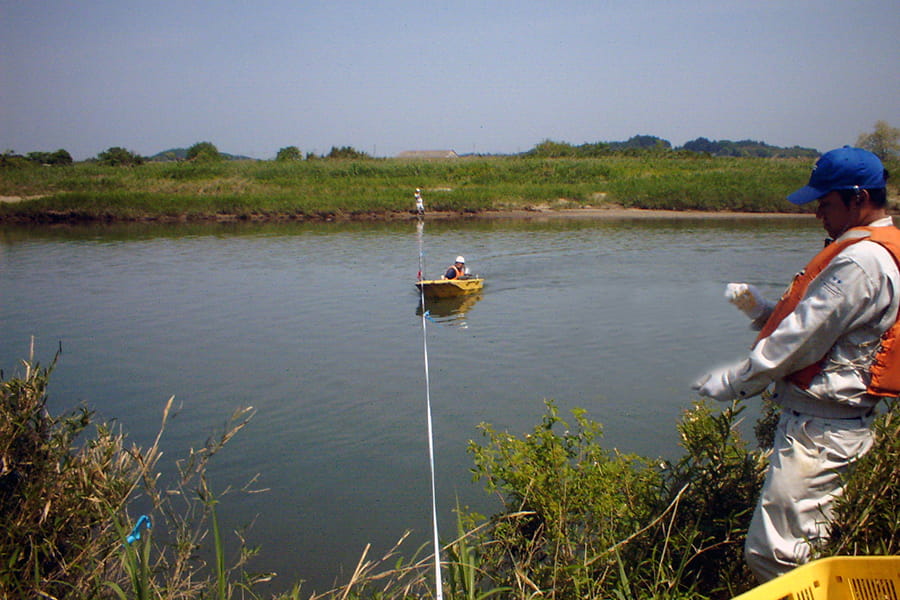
[[276, 145, 371, 161], [4, 122, 897, 168], [0, 149, 73, 167], [680, 137, 820, 158], [526, 135, 821, 159]]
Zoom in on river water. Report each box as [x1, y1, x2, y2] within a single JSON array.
[[0, 215, 821, 593]]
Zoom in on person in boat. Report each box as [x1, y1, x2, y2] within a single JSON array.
[[442, 256, 470, 280], [693, 146, 899, 583]]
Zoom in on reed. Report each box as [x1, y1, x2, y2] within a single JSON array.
[[0, 342, 265, 599], [0, 155, 832, 222]]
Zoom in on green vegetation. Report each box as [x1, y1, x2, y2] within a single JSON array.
[[0, 344, 267, 600], [525, 136, 820, 158], [27, 149, 75, 166], [1, 154, 842, 223], [98, 147, 145, 167], [679, 138, 820, 158], [276, 146, 303, 162], [824, 405, 900, 556], [3, 347, 898, 599], [186, 141, 224, 163], [1, 148, 73, 167], [857, 120, 900, 161], [4, 124, 897, 223], [325, 145, 372, 160]]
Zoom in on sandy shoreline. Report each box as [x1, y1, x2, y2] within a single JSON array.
[[0, 198, 821, 224], [354, 206, 820, 223], [11, 193, 900, 221], [0, 194, 826, 222], [457, 207, 814, 220]]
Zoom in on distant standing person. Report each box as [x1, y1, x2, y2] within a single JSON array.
[[443, 256, 468, 280], [693, 146, 900, 582], [415, 188, 424, 215]]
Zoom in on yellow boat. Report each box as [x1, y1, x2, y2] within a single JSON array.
[[415, 277, 484, 298]]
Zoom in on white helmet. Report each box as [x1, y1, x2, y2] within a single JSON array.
[[455, 256, 465, 263]]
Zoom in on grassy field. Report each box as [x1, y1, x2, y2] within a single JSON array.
[[0, 154, 848, 222]]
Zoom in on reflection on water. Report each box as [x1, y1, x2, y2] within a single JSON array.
[[416, 293, 484, 328]]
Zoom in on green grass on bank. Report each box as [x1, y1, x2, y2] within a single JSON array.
[[1, 155, 861, 222]]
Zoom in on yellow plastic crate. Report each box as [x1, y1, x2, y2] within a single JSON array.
[[733, 556, 900, 600]]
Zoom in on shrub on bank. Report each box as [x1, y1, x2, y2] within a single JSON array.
[[462, 400, 763, 599], [98, 147, 145, 167], [455, 398, 899, 600]]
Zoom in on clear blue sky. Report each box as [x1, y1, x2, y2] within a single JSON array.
[[2, 1, 898, 160]]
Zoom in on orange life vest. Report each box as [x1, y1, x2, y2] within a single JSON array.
[[753, 225, 900, 397], [447, 265, 465, 279]]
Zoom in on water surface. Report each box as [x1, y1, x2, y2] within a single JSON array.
[[0, 215, 821, 593]]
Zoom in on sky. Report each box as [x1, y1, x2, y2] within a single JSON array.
[[2, 1, 898, 161]]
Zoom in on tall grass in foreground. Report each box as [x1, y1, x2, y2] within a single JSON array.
[[2, 346, 897, 599], [0, 342, 265, 599]]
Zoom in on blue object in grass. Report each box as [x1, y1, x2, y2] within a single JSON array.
[[126, 515, 152, 544]]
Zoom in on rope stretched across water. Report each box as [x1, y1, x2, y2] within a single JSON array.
[[416, 215, 444, 600]]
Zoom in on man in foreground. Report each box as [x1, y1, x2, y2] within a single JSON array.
[[693, 146, 899, 582]]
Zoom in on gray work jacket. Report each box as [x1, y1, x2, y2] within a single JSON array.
[[731, 217, 900, 418]]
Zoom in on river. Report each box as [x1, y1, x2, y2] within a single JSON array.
[[0, 214, 821, 593]]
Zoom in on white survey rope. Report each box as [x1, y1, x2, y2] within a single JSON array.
[[416, 214, 444, 600]]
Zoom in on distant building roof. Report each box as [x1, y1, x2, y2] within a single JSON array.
[[396, 150, 459, 159]]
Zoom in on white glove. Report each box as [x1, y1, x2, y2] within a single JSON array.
[[692, 366, 738, 402], [725, 283, 771, 320]]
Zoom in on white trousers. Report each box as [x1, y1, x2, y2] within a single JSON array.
[[744, 410, 874, 582]]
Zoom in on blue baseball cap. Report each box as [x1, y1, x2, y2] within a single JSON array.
[[788, 146, 886, 205]]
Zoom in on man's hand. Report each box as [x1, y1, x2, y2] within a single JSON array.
[[725, 283, 772, 320], [692, 366, 738, 402]]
